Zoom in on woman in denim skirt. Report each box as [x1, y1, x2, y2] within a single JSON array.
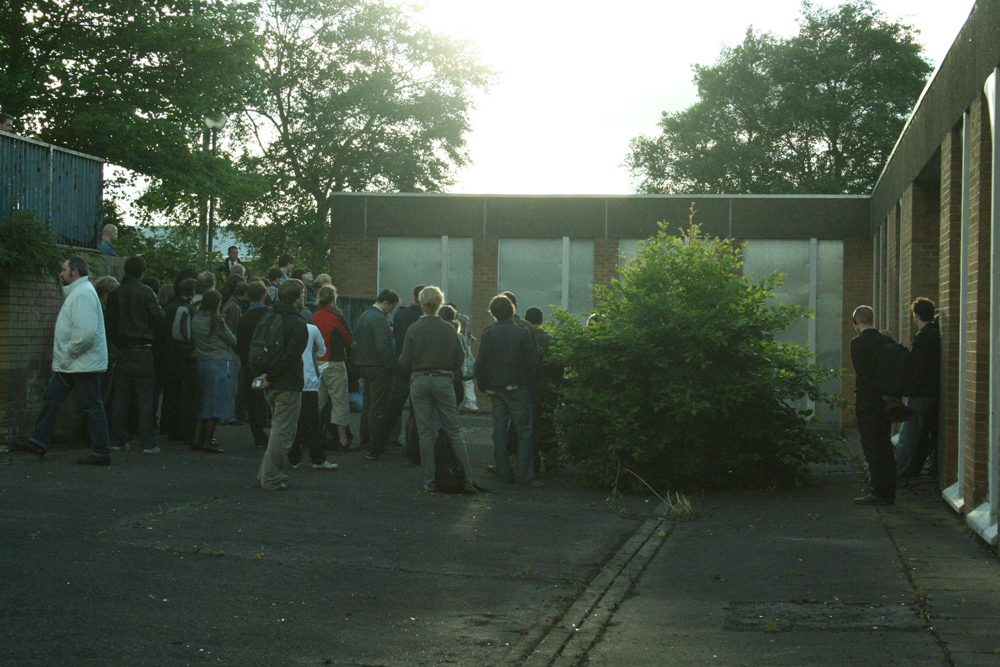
[[192, 290, 237, 453]]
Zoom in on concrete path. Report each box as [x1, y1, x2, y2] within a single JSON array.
[[2, 422, 998, 667]]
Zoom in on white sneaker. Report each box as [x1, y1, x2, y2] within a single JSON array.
[[312, 461, 339, 470], [111, 443, 132, 451], [290, 463, 303, 470], [143, 446, 161, 455]]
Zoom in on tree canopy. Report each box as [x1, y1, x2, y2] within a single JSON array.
[[625, 1, 932, 195], [0, 0, 261, 188], [226, 0, 495, 268], [2, 0, 493, 269]]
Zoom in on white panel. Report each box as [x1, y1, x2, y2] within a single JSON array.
[[378, 237, 441, 302], [569, 239, 595, 315], [498, 238, 562, 320], [446, 237, 473, 315]]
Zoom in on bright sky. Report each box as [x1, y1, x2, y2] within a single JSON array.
[[416, 0, 976, 195]]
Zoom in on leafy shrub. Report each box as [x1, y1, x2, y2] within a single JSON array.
[[0, 212, 65, 285], [546, 223, 843, 492], [115, 223, 220, 285]]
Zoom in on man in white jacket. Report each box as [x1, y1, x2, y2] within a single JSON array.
[[13, 256, 114, 465]]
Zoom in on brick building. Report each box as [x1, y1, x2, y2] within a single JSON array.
[[326, 0, 1000, 548]]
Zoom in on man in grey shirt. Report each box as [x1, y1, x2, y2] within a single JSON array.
[[354, 289, 399, 459], [398, 286, 475, 493]]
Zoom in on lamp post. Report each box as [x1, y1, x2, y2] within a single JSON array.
[[203, 112, 228, 257]]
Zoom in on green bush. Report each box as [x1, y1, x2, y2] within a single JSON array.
[[115, 223, 220, 285], [0, 212, 65, 285], [546, 223, 843, 492]]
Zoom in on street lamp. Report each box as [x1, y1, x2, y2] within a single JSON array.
[[203, 112, 228, 257]]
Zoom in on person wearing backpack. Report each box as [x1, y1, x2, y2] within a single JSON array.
[[236, 281, 271, 449], [897, 297, 941, 480], [251, 279, 310, 491], [850, 305, 896, 505], [398, 286, 476, 494], [159, 273, 196, 441], [169, 277, 201, 450]]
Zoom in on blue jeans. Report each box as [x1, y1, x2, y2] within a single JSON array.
[[490, 386, 534, 484], [31, 372, 111, 458], [896, 397, 938, 478]]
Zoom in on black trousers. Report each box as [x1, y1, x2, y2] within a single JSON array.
[[240, 364, 269, 448], [359, 366, 393, 455], [178, 356, 199, 448], [857, 409, 895, 501], [290, 392, 326, 465], [110, 347, 156, 450]]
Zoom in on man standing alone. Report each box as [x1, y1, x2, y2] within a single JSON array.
[[14, 257, 114, 465], [897, 298, 941, 479], [850, 305, 895, 505]]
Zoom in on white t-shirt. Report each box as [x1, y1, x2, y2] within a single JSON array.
[[301, 323, 326, 392]]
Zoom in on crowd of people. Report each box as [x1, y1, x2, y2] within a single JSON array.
[[13, 249, 559, 494]]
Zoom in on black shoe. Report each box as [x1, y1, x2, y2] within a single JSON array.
[[77, 455, 111, 466], [364, 451, 380, 461], [13, 440, 46, 460], [854, 494, 893, 506], [202, 446, 225, 454]]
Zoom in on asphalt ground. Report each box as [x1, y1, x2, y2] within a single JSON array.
[[2, 418, 998, 667]]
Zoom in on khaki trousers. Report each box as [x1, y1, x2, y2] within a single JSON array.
[[258, 389, 302, 490]]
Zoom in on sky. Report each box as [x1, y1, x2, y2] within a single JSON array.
[[414, 0, 977, 195]]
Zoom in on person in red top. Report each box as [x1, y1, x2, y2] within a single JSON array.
[[313, 285, 354, 449]]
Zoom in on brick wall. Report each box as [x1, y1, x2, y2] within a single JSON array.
[[963, 93, 993, 508], [329, 236, 378, 299], [938, 125, 964, 487], [0, 252, 122, 448], [470, 237, 499, 352], [886, 204, 901, 337], [841, 239, 873, 427], [593, 238, 620, 300], [900, 181, 941, 343]]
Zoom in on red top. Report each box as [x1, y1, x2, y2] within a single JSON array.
[[313, 306, 353, 362]]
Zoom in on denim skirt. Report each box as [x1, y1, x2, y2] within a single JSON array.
[[197, 360, 234, 421]]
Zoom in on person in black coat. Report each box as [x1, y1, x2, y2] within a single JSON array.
[[236, 281, 271, 449], [475, 295, 541, 487], [896, 297, 941, 479], [850, 305, 896, 505]]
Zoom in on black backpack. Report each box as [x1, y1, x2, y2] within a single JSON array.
[[171, 303, 196, 354], [249, 311, 289, 376], [434, 428, 466, 494], [876, 340, 910, 397]]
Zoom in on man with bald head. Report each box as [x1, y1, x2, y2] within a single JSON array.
[[850, 305, 896, 505], [99, 224, 118, 256]]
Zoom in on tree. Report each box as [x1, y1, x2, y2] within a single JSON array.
[[229, 0, 495, 264], [0, 0, 261, 189], [625, 1, 932, 195], [545, 219, 843, 492]]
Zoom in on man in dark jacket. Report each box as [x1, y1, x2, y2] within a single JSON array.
[[384, 285, 423, 462], [354, 289, 399, 460], [475, 295, 540, 487], [897, 297, 941, 479], [252, 279, 309, 491], [105, 256, 165, 454], [236, 281, 271, 449], [850, 305, 896, 505]]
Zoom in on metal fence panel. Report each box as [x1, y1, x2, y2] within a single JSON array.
[[0, 133, 103, 248]]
